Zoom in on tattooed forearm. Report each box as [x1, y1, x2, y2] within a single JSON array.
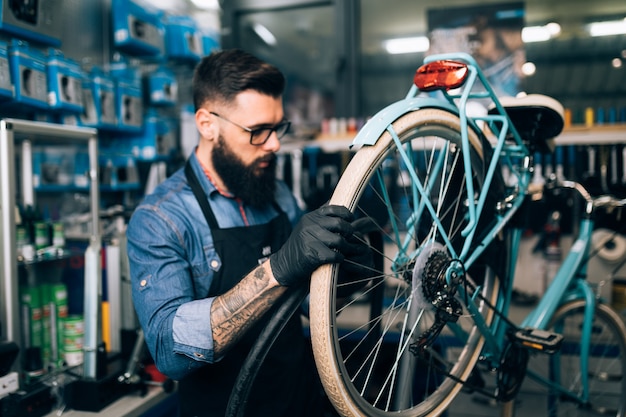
[[211, 261, 287, 356]]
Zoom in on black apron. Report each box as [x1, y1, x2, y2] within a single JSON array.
[[179, 161, 309, 417]]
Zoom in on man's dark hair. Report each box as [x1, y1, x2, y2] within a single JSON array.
[[192, 49, 285, 111]]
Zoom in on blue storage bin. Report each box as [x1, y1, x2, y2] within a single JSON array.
[[111, 64, 143, 132], [165, 15, 203, 62], [0, 0, 62, 46], [134, 110, 176, 160], [145, 66, 177, 107], [111, 0, 165, 57], [8, 40, 49, 109], [47, 49, 85, 113], [80, 67, 117, 129]]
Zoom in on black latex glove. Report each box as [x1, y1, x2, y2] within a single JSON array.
[[336, 217, 376, 298], [270, 205, 355, 287]]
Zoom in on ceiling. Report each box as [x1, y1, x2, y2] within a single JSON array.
[[157, 0, 626, 120]]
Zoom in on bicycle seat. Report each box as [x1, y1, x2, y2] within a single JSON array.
[[488, 94, 564, 153]]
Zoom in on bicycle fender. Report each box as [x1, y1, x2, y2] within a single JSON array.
[[350, 97, 460, 148]]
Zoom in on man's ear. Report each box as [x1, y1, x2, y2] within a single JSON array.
[[196, 108, 217, 141]]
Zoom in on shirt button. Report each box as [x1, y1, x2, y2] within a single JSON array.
[[140, 279, 147, 287], [210, 260, 219, 268]]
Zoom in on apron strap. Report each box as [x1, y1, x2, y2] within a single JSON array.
[[185, 159, 220, 229]]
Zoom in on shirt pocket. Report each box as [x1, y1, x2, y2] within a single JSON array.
[[189, 246, 221, 298]]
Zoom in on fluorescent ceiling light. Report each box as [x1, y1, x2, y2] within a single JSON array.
[[190, 0, 220, 10], [587, 18, 626, 37], [384, 36, 429, 54], [252, 23, 277, 46], [522, 23, 561, 43]]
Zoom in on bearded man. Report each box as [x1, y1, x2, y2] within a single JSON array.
[[127, 49, 368, 417]]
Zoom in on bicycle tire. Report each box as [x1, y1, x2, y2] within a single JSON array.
[[522, 300, 626, 417], [310, 108, 507, 416], [226, 286, 309, 417]]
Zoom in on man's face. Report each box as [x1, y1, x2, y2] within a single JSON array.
[[212, 132, 277, 207], [209, 91, 285, 207]]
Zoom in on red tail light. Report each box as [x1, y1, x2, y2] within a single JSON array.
[[414, 60, 469, 92]]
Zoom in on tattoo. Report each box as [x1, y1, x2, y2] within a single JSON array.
[[211, 261, 286, 356]]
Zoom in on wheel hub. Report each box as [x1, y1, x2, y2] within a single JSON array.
[[412, 243, 462, 316]]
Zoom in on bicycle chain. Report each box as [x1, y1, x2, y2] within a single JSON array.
[[496, 340, 529, 401]]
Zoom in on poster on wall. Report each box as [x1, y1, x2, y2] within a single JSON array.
[[427, 2, 525, 98]]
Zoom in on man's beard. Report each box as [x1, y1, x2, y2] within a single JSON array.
[[212, 135, 277, 207]]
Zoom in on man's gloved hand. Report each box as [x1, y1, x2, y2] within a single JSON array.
[[270, 205, 355, 287], [336, 217, 376, 298]]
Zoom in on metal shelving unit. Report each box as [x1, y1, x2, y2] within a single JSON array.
[[0, 119, 102, 380]]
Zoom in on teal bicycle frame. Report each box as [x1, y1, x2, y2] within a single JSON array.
[[352, 51, 601, 405]]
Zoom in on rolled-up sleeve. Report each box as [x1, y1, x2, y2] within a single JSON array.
[[172, 298, 215, 362]]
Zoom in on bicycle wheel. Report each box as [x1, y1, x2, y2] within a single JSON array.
[[310, 108, 508, 416], [522, 300, 626, 417]]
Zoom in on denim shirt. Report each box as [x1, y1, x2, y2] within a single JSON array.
[[126, 152, 302, 380]]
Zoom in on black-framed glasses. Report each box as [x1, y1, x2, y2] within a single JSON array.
[[210, 112, 291, 145]]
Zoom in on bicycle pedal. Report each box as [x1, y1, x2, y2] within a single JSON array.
[[513, 327, 563, 354]]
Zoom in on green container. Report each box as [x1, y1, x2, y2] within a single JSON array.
[[62, 315, 84, 366]]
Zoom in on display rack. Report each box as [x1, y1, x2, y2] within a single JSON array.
[[555, 124, 626, 146], [0, 119, 101, 380], [311, 123, 626, 149]]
